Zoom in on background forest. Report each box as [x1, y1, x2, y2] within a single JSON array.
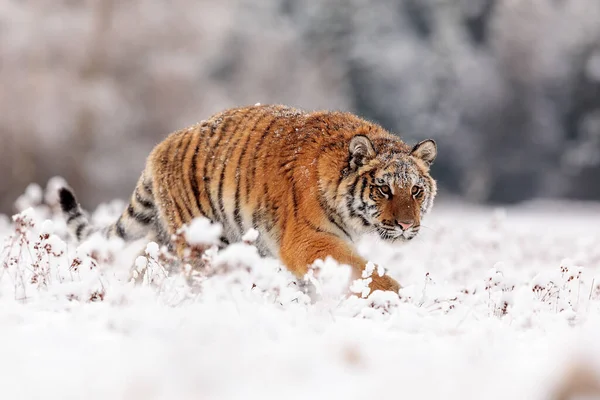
[[2, 0, 600, 211]]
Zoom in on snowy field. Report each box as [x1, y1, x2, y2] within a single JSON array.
[[1, 180, 600, 400]]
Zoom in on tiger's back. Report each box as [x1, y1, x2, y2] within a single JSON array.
[[60, 104, 438, 293], [150, 104, 308, 255]]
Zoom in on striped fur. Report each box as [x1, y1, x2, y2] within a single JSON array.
[[60, 105, 438, 293]]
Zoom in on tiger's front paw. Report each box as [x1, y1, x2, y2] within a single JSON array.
[[369, 274, 401, 294]]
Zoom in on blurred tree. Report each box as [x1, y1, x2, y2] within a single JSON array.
[[1, 0, 599, 213]]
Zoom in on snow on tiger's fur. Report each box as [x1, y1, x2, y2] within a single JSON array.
[[58, 104, 438, 294]]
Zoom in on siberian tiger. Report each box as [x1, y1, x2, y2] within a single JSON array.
[[59, 104, 437, 293]]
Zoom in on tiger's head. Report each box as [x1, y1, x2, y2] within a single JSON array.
[[340, 134, 437, 242]]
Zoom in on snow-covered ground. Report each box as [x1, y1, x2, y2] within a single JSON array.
[[1, 181, 600, 400]]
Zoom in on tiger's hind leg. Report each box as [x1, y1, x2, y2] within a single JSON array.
[[106, 170, 176, 281], [105, 170, 160, 243]]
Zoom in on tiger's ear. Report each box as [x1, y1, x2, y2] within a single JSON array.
[[410, 139, 437, 166], [349, 135, 376, 170]]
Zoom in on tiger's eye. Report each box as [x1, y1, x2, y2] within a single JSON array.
[[411, 186, 422, 196], [379, 185, 391, 196]]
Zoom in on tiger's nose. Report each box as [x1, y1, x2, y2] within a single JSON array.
[[396, 220, 414, 230]]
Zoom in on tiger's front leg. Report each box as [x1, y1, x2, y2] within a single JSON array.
[[280, 229, 401, 295]]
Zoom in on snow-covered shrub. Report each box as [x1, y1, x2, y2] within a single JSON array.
[[0, 182, 599, 399]]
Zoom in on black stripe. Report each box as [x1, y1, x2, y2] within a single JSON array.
[[201, 122, 219, 220], [203, 113, 238, 221], [244, 116, 278, 235], [127, 204, 153, 225], [313, 149, 352, 241], [279, 158, 296, 177], [175, 132, 194, 219], [304, 218, 322, 233], [348, 175, 361, 195], [67, 212, 81, 224], [359, 177, 368, 198], [134, 189, 154, 209], [316, 192, 352, 240], [217, 109, 257, 233], [235, 112, 267, 234], [302, 217, 338, 237], [182, 130, 206, 218], [159, 134, 185, 224], [261, 182, 274, 233], [279, 201, 288, 239], [136, 213, 153, 225], [260, 180, 282, 239], [223, 108, 251, 143], [189, 128, 207, 217], [352, 175, 363, 199], [345, 175, 361, 212], [75, 223, 86, 239], [336, 167, 350, 200], [155, 224, 170, 247], [290, 181, 299, 220], [251, 189, 269, 230], [168, 135, 188, 222], [357, 178, 368, 212], [251, 209, 261, 230], [246, 117, 277, 200], [115, 219, 126, 239], [353, 178, 371, 221]]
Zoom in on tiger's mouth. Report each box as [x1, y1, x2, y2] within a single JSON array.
[[376, 226, 419, 242]]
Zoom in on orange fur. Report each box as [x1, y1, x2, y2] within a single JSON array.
[[63, 104, 438, 294]]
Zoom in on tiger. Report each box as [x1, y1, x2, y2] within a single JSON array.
[[59, 104, 437, 293]]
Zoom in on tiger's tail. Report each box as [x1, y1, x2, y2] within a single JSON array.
[[59, 170, 158, 243]]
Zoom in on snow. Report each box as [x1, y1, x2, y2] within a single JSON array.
[[145, 242, 160, 259], [242, 228, 259, 243], [1, 187, 600, 399], [181, 216, 223, 246]]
